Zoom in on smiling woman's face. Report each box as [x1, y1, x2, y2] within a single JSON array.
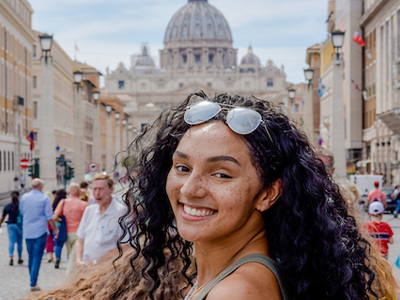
[[166, 121, 267, 244]]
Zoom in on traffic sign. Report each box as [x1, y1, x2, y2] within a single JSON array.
[[20, 158, 30, 169], [88, 162, 98, 173]]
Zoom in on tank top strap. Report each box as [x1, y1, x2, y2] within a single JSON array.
[[194, 254, 289, 300]]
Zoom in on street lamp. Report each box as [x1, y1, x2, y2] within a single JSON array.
[[92, 91, 100, 102], [331, 30, 345, 64], [73, 71, 83, 84], [288, 89, 296, 100], [115, 112, 120, 119], [122, 119, 127, 126], [105, 105, 112, 113], [39, 34, 53, 64], [304, 68, 314, 83]]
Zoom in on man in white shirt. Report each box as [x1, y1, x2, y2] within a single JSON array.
[[75, 173, 125, 270]]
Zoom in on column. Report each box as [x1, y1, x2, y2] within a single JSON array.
[[304, 84, 314, 145], [92, 103, 102, 166], [106, 110, 114, 172], [331, 56, 346, 182], [73, 85, 85, 183], [38, 56, 57, 190]]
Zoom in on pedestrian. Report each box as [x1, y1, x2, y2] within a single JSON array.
[[13, 175, 19, 189], [19, 178, 59, 291], [392, 185, 400, 218], [79, 189, 89, 202], [44, 191, 55, 263], [367, 180, 387, 208], [115, 93, 377, 299], [20, 173, 25, 190], [362, 201, 394, 259], [52, 189, 67, 266], [52, 183, 88, 273], [0, 191, 23, 266], [75, 173, 125, 271]]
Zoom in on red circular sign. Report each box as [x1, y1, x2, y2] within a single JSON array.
[[88, 162, 98, 173], [20, 158, 30, 169]]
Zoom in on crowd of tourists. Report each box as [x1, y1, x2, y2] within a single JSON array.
[[1, 173, 125, 292]]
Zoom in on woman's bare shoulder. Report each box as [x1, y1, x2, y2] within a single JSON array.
[[206, 262, 282, 300]]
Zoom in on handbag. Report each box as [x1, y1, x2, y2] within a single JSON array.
[[55, 199, 68, 243]]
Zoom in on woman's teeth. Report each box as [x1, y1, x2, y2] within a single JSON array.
[[184, 205, 215, 216]]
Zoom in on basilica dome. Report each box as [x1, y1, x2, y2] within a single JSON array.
[[240, 46, 260, 65], [164, 0, 233, 44]]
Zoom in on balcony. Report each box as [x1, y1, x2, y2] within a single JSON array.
[[377, 108, 400, 135]]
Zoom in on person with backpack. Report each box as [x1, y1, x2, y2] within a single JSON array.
[[0, 191, 23, 266]]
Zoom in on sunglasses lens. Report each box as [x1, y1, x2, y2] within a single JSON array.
[[226, 108, 262, 134], [184, 101, 221, 125]]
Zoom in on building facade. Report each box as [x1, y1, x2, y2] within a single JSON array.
[[103, 0, 290, 132], [360, 0, 400, 185], [0, 0, 35, 192]]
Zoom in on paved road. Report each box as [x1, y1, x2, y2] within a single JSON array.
[[1, 193, 400, 299]]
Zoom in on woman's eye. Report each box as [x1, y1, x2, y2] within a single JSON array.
[[176, 165, 190, 172], [215, 173, 232, 179]]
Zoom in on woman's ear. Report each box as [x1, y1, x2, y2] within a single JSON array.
[[256, 179, 282, 212]]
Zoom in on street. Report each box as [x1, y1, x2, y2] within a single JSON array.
[[1, 198, 400, 299]]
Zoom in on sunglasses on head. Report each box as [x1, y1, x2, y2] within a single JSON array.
[[183, 101, 265, 135]]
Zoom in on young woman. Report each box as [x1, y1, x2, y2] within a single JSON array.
[[117, 92, 377, 300], [0, 191, 23, 266]]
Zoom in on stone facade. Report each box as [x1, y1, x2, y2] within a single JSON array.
[[0, 0, 34, 192], [360, 0, 400, 185], [103, 0, 289, 132]]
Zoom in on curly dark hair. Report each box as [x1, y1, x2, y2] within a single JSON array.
[[118, 92, 376, 300]]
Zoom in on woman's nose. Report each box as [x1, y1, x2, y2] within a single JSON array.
[[180, 171, 207, 198]]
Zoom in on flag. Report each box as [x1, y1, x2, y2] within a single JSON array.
[[300, 118, 304, 126], [26, 131, 34, 151], [318, 138, 323, 146], [353, 31, 365, 47], [75, 42, 79, 51]]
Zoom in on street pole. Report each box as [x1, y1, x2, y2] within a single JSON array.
[[73, 82, 85, 182], [331, 54, 347, 183], [304, 84, 314, 145], [106, 107, 114, 172], [39, 54, 57, 190]]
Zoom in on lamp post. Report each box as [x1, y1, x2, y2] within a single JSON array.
[[73, 70, 85, 182], [38, 33, 57, 190], [122, 119, 127, 150], [303, 68, 315, 144], [288, 89, 296, 114], [92, 91, 101, 168], [115, 111, 121, 162], [330, 30, 346, 182], [105, 105, 114, 172]]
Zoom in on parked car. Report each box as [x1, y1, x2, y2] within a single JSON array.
[[383, 188, 397, 214]]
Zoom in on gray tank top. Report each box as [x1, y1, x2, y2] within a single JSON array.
[[187, 254, 289, 300]]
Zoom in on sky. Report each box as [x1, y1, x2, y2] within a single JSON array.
[[28, 0, 328, 86]]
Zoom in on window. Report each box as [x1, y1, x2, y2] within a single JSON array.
[[32, 44, 36, 58], [182, 55, 187, 64], [33, 75, 37, 89], [118, 80, 124, 89], [8, 151, 10, 170], [295, 103, 300, 113], [207, 82, 212, 87], [209, 54, 214, 64], [33, 102, 38, 119], [3, 151, 5, 171], [33, 131, 38, 143], [12, 151, 14, 170], [267, 78, 273, 87], [195, 55, 201, 63]]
